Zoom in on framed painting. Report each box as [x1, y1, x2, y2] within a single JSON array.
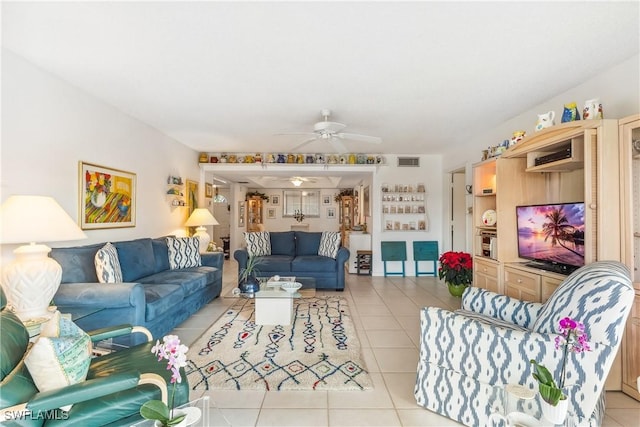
[[205, 182, 213, 198], [267, 207, 276, 219], [239, 202, 245, 227], [186, 180, 198, 217], [322, 194, 332, 205], [79, 162, 136, 229], [326, 207, 336, 219], [271, 195, 280, 206]]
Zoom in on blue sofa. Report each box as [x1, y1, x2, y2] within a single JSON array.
[[50, 237, 223, 345], [233, 231, 349, 290]]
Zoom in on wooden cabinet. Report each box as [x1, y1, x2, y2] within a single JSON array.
[[619, 114, 640, 400], [473, 257, 500, 294], [345, 233, 372, 274], [504, 266, 540, 302], [246, 196, 263, 232], [339, 196, 355, 245]]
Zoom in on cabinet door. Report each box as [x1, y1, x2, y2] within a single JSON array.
[[541, 276, 563, 301], [474, 258, 500, 293], [504, 267, 541, 302]]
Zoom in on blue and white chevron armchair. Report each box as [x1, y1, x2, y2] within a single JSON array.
[[414, 261, 634, 427]]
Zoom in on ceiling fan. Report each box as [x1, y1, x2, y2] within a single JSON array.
[[267, 176, 317, 187], [278, 109, 382, 153]]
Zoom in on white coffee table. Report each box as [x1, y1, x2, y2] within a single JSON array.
[[253, 276, 316, 325]]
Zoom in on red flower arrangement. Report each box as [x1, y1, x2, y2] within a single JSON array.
[[438, 251, 473, 286]]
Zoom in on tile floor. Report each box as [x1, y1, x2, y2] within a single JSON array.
[[171, 260, 640, 427]]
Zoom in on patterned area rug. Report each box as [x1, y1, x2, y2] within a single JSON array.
[[186, 296, 372, 391]]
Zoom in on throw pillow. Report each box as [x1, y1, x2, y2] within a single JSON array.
[[318, 231, 341, 259], [94, 242, 123, 283], [244, 231, 271, 257], [166, 236, 202, 269], [25, 311, 92, 411]]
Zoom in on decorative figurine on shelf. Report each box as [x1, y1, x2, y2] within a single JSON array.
[[219, 153, 228, 163], [561, 102, 581, 123], [535, 111, 556, 131], [510, 131, 526, 146], [315, 154, 325, 164], [583, 98, 603, 120], [306, 154, 314, 164], [277, 153, 285, 163]]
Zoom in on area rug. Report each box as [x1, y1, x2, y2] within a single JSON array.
[[185, 296, 372, 391]]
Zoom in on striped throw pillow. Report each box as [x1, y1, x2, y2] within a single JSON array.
[[167, 236, 202, 269], [94, 242, 123, 283], [318, 231, 341, 259], [244, 231, 271, 257]]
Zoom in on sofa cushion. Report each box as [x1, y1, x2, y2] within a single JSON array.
[[292, 255, 336, 272], [318, 231, 341, 259], [94, 242, 123, 283], [151, 237, 171, 273], [25, 312, 92, 410], [50, 243, 103, 283], [270, 231, 296, 256], [114, 238, 157, 282], [141, 284, 185, 321], [295, 231, 322, 256], [138, 269, 213, 296], [255, 255, 294, 272], [244, 231, 271, 256], [167, 237, 202, 269]]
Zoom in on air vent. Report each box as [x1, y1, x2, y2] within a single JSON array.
[[397, 157, 420, 167], [238, 181, 249, 184]]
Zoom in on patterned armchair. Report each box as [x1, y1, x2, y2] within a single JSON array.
[[414, 261, 634, 426]]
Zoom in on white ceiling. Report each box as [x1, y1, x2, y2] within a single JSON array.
[[2, 1, 639, 188]]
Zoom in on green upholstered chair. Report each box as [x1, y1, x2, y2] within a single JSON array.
[[0, 288, 189, 426]]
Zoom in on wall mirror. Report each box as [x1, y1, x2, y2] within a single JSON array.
[[283, 190, 320, 217]]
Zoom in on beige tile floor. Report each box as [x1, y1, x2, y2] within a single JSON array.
[[171, 260, 640, 427]]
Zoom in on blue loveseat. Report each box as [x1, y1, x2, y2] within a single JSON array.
[[234, 231, 349, 290], [50, 237, 223, 345]]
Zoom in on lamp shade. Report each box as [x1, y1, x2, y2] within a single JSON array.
[[184, 208, 219, 227], [0, 195, 87, 244]]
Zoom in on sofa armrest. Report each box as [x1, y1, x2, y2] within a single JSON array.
[[54, 282, 145, 309], [334, 247, 350, 290], [201, 252, 224, 269], [461, 286, 543, 328], [88, 324, 153, 343], [234, 248, 249, 269]]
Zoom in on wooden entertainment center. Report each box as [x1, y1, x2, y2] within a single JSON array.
[[472, 117, 640, 398]]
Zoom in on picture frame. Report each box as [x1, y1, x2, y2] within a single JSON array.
[[186, 180, 198, 217], [271, 195, 280, 206], [326, 207, 336, 219], [79, 161, 136, 229], [322, 194, 332, 205], [267, 207, 276, 219], [363, 186, 370, 217], [239, 201, 245, 227], [205, 182, 213, 198]]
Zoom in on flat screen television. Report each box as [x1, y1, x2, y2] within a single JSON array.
[[515, 202, 586, 275]]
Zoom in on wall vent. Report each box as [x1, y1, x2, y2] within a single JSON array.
[[397, 157, 420, 167]]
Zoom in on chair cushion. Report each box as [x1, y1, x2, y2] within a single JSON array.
[[94, 242, 123, 283], [295, 231, 322, 256], [114, 238, 157, 282], [244, 231, 271, 256], [270, 231, 295, 256], [532, 261, 633, 347], [318, 231, 341, 258], [166, 237, 201, 269], [24, 312, 92, 410], [292, 255, 336, 272]]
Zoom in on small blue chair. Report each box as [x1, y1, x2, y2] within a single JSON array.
[[413, 241, 439, 277], [381, 241, 407, 277]]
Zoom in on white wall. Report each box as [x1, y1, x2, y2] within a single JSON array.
[[371, 155, 443, 276], [255, 189, 341, 232], [1, 51, 201, 262], [442, 54, 640, 170]]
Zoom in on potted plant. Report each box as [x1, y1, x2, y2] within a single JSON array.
[[530, 316, 591, 424], [140, 335, 195, 427], [238, 256, 261, 294], [437, 251, 473, 296]]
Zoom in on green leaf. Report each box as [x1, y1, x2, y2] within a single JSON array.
[[167, 414, 187, 426], [530, 360, 556, 387], [140, 400, 170, 422]]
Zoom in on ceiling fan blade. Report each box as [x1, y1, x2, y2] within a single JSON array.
[[337, 132, 382, 144], [290, 136, 319, 152], [330, 137, 349, 154], [274, 132, 317, 136]]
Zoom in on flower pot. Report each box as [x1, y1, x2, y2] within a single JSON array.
[[540, 397, 568, 424], [239, 275, 260, 294], [153, 407, 201, 427], [447, 283, 467, 297]]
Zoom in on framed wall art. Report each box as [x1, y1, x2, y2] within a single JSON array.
[[271, 195, 280, 206], [205, 182, 213, 198], [322, 194, 332, 205], [267, 207, 276, 219], [239, 201, 245, 227], [326, 207, 336, 219], [79, 161, 136, 229], [186, 180, 198, 217]]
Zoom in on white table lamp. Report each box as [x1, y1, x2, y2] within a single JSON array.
[[0, 195, 87, 321], [185, 208, 219, 253]]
